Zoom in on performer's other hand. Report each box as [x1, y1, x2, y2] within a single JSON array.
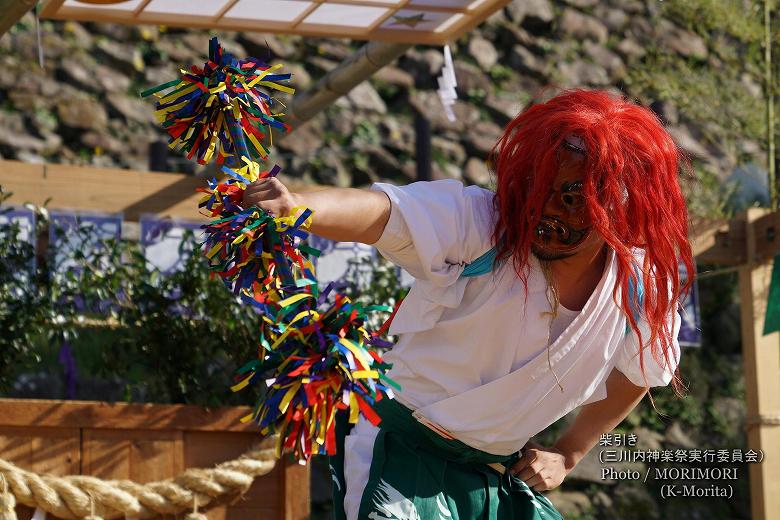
[[243, 177, 301, 217], [509, 440, 569, 491]]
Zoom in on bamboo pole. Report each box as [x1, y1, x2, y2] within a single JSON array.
[[285, 40, 411, 128], [766, 0, 776, 209], [0, 0, 37, 38]]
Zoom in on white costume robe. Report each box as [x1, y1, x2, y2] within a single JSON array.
[[343, 179, 682, 520]]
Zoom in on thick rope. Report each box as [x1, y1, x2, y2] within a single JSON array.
[[0, 436, 279, 519]]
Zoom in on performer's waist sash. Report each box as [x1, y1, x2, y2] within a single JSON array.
[[374, 397, 515, 469]]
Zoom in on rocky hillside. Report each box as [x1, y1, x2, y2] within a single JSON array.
[[0, 0, 770, 217]]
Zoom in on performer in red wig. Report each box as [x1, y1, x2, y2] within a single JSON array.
[[244, 89, 693, 520]]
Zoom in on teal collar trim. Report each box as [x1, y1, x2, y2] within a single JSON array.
[[460, 246, 498, 278]]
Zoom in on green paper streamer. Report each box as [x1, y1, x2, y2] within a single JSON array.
[[763, 253, 780, 334]]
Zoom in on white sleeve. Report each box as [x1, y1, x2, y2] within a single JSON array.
[[615, 306, 682, 388], [368, 179, 495, 284]]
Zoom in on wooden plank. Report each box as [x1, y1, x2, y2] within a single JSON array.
[[82, 428, 184, 483], [282, 458, 310, 520], [738, 207, 780, 520], [0, 426, 80, 475], [692, 214, 747, 265], [751, 210, 780, 263], [0, 160, 319, 222], [0, 399, 257, 433], [184, 431, 283, 519]]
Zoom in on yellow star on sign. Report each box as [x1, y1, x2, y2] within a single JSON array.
[[391, 13, 427, 28]]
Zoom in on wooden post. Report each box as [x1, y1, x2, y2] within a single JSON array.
[[738, 207, 780, 520], [0, 0, 36, 38]]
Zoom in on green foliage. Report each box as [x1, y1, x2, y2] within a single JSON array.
[[660, 0, 765, 47], [682, 164, 738, 220], [0, 198, 261, 406], [351, 120, 381, 147], [624, 49, 765, 146]]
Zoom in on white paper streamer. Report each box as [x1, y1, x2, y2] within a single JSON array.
[[31, 507, 47, 520], [437, 44, 458, 122]]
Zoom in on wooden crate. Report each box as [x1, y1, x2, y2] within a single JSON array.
[[0, 399, 310, 520]]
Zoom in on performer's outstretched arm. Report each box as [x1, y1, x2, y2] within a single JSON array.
[[243, 178, 391, 244], [511, 367, 648, 491]]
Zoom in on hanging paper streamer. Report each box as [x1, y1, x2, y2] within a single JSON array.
[[763, 253, 780, 335], [437, 44, 458, 123], [142, 37, 398, 462], [140, 37, 293, 167]]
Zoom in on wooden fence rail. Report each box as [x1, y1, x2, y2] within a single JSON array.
[[0, 399, 309, 520]]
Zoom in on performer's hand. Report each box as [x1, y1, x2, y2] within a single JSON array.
[[509, 440, 569, 491], [243, 177, 302, 217]]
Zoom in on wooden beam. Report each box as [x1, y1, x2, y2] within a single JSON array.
[[0, 398, 258, 432], [0, 159, 318, 222], [738, 207, 780, 520], [691, 215, 747, 265], [0, 0, 37, 38]]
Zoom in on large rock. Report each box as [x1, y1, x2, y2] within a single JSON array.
[[402, 49, 444, 84], [544, 491, 592, 518], [238, 33, 297, 60], [509, 45, 550, 81], [379, 117, 415, 154], [95, 39, 144, 75], [452, 61, 491, 95], [81, 131, 129, 156], [155, 39, 198, 63], [484, 93, 525, 124], [468, 36, 499, 71], [712, 397, 746, 437], [373, 66, 415, 89], [313, 147, 351, 188], [97, 64, 132, 94], [284, 62, 312, 90], [0, 127, 48, 156], [649, 99, 679, 126], [604, 486, 660, 520], [365, 145, 402, 178], [432, 136, 467, 166], [58, 57, 101, 93], [559, 9, 608, 44], [341, 82, 387, 114], [463, 120, 503, 157], [657, 20, 708, 60], [432, 162, 463, 181], [594, 4, 629, 32], [667, 125, 710, 160], [583, 41, 625, 80], [464, 157, 492, 186], [506, 0, 554, 33], [616, 38, 647, 60], [557, 60, 609, 87], [633, 427, 665, 452], [106, 93, 156, 125], [409, 91, 480, 132], [664, 421, 696, 449], [57, 92, 109, 131], [277, 121, 324, 156], [62, 21, 93, 49], [563, 0, 598, 6]]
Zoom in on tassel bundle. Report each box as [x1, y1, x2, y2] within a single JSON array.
[[142, 37, 399, 463]]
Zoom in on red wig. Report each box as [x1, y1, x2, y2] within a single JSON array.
[[490, 89, 694, 397]]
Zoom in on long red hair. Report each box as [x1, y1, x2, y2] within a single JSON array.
[[490, 89, 693, 398]]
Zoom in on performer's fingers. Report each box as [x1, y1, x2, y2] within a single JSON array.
[[511, 448, 538, 473], [523, 472, 545, 489], [516, 466, 537, 482]]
